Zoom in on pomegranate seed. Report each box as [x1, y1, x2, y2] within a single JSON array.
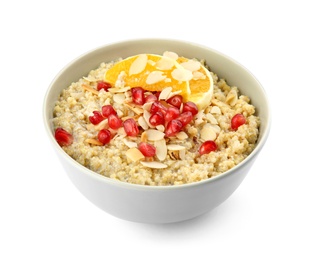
[[144, 94, 157, 103], [231, 113, 246, 130], [166, 94, 183, 108], [131, 87, 145, 105], [89, 111, 104, 125], [54, 128, 73, 146], [108, 114, 122, 130], [165, 119, 183, 137], [150, 101, 168, 115], [183, 101, 198, 116], [199, 140, 217, 155], [165, 107, 180, 122], [97, 81, 112, 92], [123, 118, 139, 137], [138, 142, 156, 157], [101, 105, 117, 118], [98, 129, 111, 145], [149, 111, 165, 126], [177, 111, 193, 127]]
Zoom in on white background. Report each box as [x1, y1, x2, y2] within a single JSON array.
[[1, 0, 308, 259]]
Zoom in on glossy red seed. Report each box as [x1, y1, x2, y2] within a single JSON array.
[[166, 94, 183, 108], [138, 142, 156, 157], [165, 119, 183, 137], [150, 101, 168, 115], [149, 111, 165, 126], [97, 81, 112, 92], [199, 140, 217, 155], [177, 111, 193, 127], [183, 101, 198, 116], [123, 118, 139, 137], [98, 129, 111, 145], [101, 105, 117, 118], [131, 87, 145, 105], [231, 113, 246, 130], [89, 111, 104, 125], [165, 107, 180, 122], [108, 114, 122, 130], [54, 128, 73, 146]]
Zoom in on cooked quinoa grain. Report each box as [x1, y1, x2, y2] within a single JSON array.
[[53, 57, 260, 186]]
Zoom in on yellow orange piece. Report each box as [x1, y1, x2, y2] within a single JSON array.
[[104, 54, 191, 98], [177, 57, 214, 110]]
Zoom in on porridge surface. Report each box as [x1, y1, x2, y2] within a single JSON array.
[[53, 56, 260, 186]]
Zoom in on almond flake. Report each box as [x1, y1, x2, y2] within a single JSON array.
[[124, 103, 144, 115], [94, 119, 109, 131], [126, 148, 145, 162], [138, 116, 149, 130], [142, 102, 152, 111], [108, 87, 131, 93], [166, 90, 182, 100], [145, 129, 165, 141], [129, 54, 148, 76], [179, 60, 201, 72], [85, 138, 103, 146], [163, 51, 178, 60], [192, 71, 206, 80], [166, 144, 186, 151], [140, 131, 148, 142], [156, 125, 165, 132], [113, 93, 126, 104], [158, 87, 172, 100], [123, 139, 138, 148], [154, 139, 167, 161], [205, 113, 218, 124], [143, 110, 155, 128], [179, 149, 185, 160], [171, 68, 193, 81], [147, 60, 156, 66], [210, 106, 221, 114], [82, 84, 99, 95], [140, 161, 167, 169], [156, 57, 175, 70], [200, 126, 217, 141], [146, 71, 166, 84], [83, 77, 98, 82], [176, 131, 188, 140]]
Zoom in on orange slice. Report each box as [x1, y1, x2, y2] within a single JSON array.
[[104, 54, 191, 98], [177, 57, 213, 110]]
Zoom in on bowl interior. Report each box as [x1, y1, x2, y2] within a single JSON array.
[[44, 38, 270, 178]]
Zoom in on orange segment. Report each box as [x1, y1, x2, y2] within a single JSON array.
[[104, 54, 190, 98], [177, 57, 214, 110]]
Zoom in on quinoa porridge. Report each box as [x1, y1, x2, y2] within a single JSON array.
[[53, 52, 260, 186]]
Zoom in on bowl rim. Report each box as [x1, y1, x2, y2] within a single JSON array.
[[43, 38, 271, 191]]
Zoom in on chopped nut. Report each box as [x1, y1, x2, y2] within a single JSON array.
[[140, 161, 167, 169], [126, 148, 145, 162]]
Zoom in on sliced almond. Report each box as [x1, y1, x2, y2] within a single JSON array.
[[156, 57, 175, 70], [210, 106, 221, 114], [163, 51, 178, 60], [140, 131, 148, 142], [126, 148, 145, 162], [123, 139, 138, 148], [82, 84, 99, 95], [108, 87, 131, 93], [143, 110, 155, 128], [205, 113, 218, 124], [85, 138, 103, 146], [158, 87, 173, 100], [176, 131, 188, 140], [145, 129, 165, 141], [166, 144, 186, 151], [179, 60, 201, 71], [138, 116, 149, 130], [200, 125, 217, 141], [124, 103, 144, 115], [146, 71, 166, 84], [129, 54, 148, 76], [156, 124, 165, 132], [140, 161, 167, 169], [83, 76, 98, 82], [179, 149, 186, 160], [94, 119, 109, 131], [192, 71, 206, 80], [113, 93, 126, 104], [171, 68, 193, 81], [154, 139, 167, 161]]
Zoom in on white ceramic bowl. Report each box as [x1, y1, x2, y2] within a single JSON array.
[[43, 39, 271, 224]]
